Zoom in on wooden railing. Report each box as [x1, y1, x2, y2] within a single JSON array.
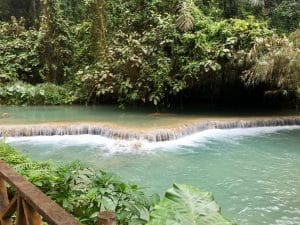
[[0, 161, 116, 225]]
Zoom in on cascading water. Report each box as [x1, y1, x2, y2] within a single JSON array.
[[1, 116, 300, 142], [7, 125, 300, 154]]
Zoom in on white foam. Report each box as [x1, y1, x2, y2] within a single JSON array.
[[6, 126, 300, 155]]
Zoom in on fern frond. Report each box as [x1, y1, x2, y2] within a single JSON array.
[[176, 13, 194, 32], [176, 0, 195, 32]]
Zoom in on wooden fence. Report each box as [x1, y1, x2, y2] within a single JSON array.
[[0, 161, 116, 225]]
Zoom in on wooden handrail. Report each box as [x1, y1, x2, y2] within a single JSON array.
[[0, 160, 81, 225], [0, 161, 117, 225]]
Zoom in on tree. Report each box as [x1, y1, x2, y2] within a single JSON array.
[[38, 0, 73, 84], [90, 0, 106, 58]]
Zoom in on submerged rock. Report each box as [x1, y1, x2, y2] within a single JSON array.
[[2, 113, 9, 118]]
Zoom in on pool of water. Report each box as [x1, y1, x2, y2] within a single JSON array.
[[0, 105, 177, 127], [7, 126, 300, 225], [0, 105, 299, 128]]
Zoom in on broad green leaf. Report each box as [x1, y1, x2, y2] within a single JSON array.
[[148, 184, 235, 225]]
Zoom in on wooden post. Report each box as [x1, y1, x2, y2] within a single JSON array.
[[16, 196, 26, 225], [22, 199, 43, 225], [0, 178, 9, 210], [0, 177, 13, 225], [98, 212, 116, 225]]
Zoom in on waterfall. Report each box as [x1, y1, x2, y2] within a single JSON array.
[[1, 117, 300, 142]]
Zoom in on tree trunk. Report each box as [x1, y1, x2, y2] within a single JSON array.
[[93, 0, 106, 57]]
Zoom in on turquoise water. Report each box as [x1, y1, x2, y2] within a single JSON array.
[[8, 126, 300, 225], [0, 105, 173, 127], [0, 105, 298, 127]]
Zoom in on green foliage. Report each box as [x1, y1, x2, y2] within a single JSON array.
[[148, 184, 235, 225], [0, 82, 73, 105], [0, 141, 29, 165], [271, 0, 300, 33], [75, 2, 272, 106], [38, 0, 74, 84], [0, 18, 41, 83], [0, 0, 299, 107], [59, 0, 87, 24], [0, 13, 73, 85], [76, 11, 180, 105], [243, 31, 300, 99], [0, 141, 158, 225]]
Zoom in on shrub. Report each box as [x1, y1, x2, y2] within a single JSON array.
[[243, 31, 300, 100], [0, 18, 42, 84], [0, 142, 158, 224], [0, 82, 73, 105]]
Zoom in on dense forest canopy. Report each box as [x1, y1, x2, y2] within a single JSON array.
[[0, 0, 299, 107]]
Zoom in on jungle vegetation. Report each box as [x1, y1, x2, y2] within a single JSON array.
[[0, 0, 299, 107]]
